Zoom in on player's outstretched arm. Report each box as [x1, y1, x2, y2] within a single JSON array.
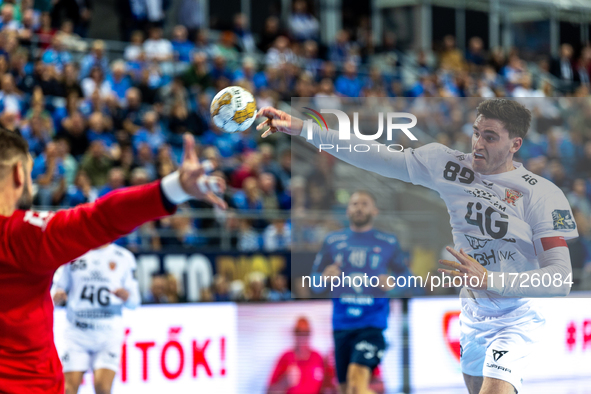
[[256, 107, 411, 182], [8, 134, 226, 274]]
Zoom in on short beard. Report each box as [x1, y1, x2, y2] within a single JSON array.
[[16, 179, 33, 210], [350, 214, 373, 228]]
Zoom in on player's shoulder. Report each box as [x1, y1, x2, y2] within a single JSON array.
[[519, 167, 566, 200], [324, 230, 349, 245], [109, 244, 136, 263], [372, 230, 399, 246]]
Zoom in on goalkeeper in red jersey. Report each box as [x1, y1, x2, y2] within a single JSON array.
[[0, 129, 225, 393]]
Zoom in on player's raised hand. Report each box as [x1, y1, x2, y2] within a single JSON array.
[[438, 247, 488, 290], [322, 263, 342, 278], [256, 107, 303, 138], [179, 133, 227, 209]]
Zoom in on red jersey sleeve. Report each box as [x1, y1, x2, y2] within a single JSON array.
[[0, 181, 175, 274]]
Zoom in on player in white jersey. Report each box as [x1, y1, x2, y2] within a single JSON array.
[[257, 99, 578, 394], [52, 243, 140, 394]]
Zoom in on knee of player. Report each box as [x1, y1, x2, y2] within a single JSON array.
[[93, 382, 113, 394], [346, 365, 367, 388]]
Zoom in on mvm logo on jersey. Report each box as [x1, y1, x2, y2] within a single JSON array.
[[109, 261, 117, 271], [503, 188, 523, 206]]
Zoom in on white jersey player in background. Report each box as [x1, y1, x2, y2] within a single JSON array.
[[257, 99, 578, 394], [52, 243, 140, 394]]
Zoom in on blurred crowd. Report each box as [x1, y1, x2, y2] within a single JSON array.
[[144, 271, 292, 304], [5, 0, 590, 297]]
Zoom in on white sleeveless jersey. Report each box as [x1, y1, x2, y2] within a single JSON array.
[[53, 244, 140, 331], [404, 143, 578, 311]]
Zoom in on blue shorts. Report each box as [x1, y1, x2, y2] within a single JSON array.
[[333, 327, 386, 383]]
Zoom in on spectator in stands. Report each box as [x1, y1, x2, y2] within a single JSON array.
[[259, 16, 282, 52], [124, 30, 144, 61], [266, 35, 296, 67], [466, 36, 486, 70], [236, 219, 261, 251], [233, 13, 256, 53], [213, 31, 240, 70], [81, 66, 111, 99], [87, 111, 116, 150], [105, 60, 132, 102], [35, 12, 56, 49], [288, 0, 319, 42], [145, 273, 170, 304], [181, 51, 213, 92], [21, 114, 51, 157], [79, 140, 113, 187], [58, 111, 89, 158], [155, 144, 177, 178], [144, 26, 173, 62], [263, 219, 291, 251], [55, 136, 78, 185], [439, 35, 465, 72], [267, 274, 291, 301], [512, 73, 544, 97], [192, 28, 215, 59], [32, 141, 65, 206], [160, 215, 200, 247], [98, 167, 125, 197], [61, 63, 83, 97], [0, 4, 21, 31], [233, 56, 257, 86], [550, 43, 577, 92], [232, 176, 263, 211], [212, 274, 231, 302], [17, 9, 36, 46], [63, 169, 97, 206], [133, 145, 157, 181], [335, 61, 363, 98], [41, 35, 72, 73], [118, 87, 145, 133], [329, 30, 351, 64], [231, 153, 261, 188], [133, 110, 165, 154], [0, 73, 23, 116], [80, 39, 109, 79], [259, 172, 279, 210], [171, 25, 194, 63], [166, 273, 186, 303], [244, 271, 267, 301], [57, 20, 88, 52]]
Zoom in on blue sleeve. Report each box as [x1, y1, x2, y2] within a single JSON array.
[[310, 238, 334, 294]]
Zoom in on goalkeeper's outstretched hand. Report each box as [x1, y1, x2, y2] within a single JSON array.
[[179, 133, 227, 209], [256, 107, 304, 138]]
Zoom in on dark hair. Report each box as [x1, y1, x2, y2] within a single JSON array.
[[0, 128, 28, 180], [351, 190, 377, 204], [476, 99, 532, 139]]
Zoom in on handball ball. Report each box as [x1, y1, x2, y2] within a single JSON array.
[[210, 86, 257, 133]]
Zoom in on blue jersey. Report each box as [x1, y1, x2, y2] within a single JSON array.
[[312, 228, 412, 330]]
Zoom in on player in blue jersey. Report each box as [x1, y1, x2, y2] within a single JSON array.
[[312, 190, 414, 394]]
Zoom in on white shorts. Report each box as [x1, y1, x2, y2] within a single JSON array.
[[61, 323, 123, 373], [459, 298, 546, 393]]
